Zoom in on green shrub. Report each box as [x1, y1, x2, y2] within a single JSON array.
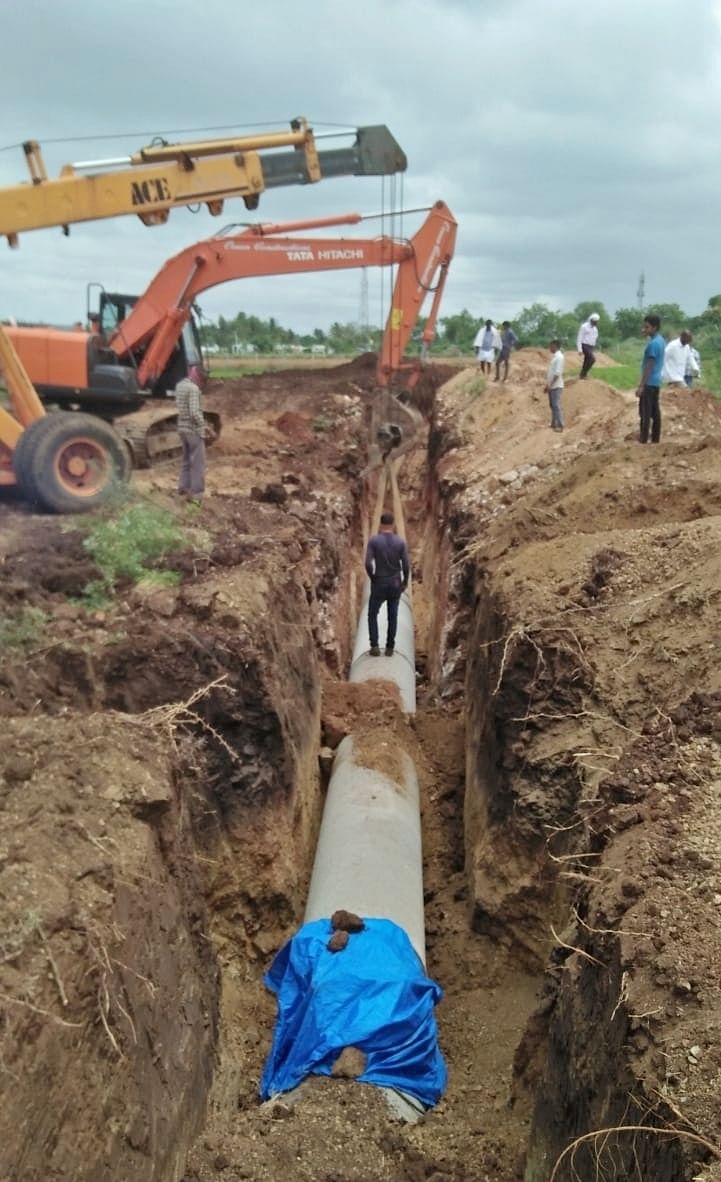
[[81, 501, 187, 594], [0, 607, 49, 648]]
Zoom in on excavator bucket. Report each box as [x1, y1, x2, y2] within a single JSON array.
[[366, 389, 423, 473]]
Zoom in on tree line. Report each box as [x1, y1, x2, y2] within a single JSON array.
[[198, 297, 721, 356], [198, 311, 380, 355]]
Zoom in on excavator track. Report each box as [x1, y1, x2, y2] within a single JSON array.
[[115, 407, 221, 469]]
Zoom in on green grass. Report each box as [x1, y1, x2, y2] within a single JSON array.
[[75, 500, 189, 606], [695, 355, 721, 396], [588, 364, 639, 390], [462, 374, 486, 399], [135, 569, 182, 591], [209, 365, 265, 378], [596, 338, 721, 397], [0, 607, 50, 648]]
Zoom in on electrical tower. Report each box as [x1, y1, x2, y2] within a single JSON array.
[[636, 271, 645, 311]]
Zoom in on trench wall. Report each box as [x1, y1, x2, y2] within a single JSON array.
[[0, 717, 218, 1182], [0, 491, 357, 1181], [423, 388, 721, 1182]]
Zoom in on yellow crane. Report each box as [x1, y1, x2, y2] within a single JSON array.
[[0, 119, 406, 244]]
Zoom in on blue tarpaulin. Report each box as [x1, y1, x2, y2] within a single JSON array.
[[260, 917, 446, 1107]]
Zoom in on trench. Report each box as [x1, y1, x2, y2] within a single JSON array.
[[0, 366, 716, 1182]]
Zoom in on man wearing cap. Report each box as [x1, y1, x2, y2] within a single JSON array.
[[364, 512, 410, 657], [576, 312, 600, 379]]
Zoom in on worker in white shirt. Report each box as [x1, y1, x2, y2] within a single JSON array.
[[663, 331, 697, 387], [576, 312, 600, 378], [473, 319, 502, 376], [684, 332, 701, 387], [544, 339, 565, 431]]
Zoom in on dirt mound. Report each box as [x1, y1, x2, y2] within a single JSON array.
[[273, 410, 314, 441], [322, 676, 405, 747], [0, 518, 97, 610]]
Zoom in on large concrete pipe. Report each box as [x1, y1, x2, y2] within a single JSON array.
[[304, 734, 425, 963], [262, 454, 443, 1119]]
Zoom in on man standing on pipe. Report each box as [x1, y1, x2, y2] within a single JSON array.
[[365, 512, 410, 657]]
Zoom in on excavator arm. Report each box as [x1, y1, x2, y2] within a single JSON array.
[[108, 201, 457, 391], [0, 122, 407, 245]]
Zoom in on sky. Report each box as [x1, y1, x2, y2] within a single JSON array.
[[1, 0, 721, 336]]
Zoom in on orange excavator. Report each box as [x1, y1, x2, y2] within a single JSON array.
[[2, 202, 457, 509]]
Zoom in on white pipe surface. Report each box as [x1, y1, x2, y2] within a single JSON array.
[[304, 735, 425, 963]]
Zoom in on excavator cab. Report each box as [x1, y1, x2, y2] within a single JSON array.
[[89, 290, 219, 469], [95, 290, 204, 397]]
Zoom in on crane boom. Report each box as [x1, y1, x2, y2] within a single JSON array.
[[108, 201, 457, 390], [0, 121, 407, 245]]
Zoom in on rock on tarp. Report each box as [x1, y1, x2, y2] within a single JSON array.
[[260, 918, 447, 1107]]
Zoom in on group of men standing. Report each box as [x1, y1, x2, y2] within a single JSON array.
[[578, 312, 701, 444], [473, 320, 519, 381], [476, 310, 702, 444]]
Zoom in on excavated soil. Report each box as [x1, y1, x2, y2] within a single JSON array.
[[1, 350, 721, 1181]]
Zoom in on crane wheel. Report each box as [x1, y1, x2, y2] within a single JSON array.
[[18, 413, 130, 514], [13, 417, 54, 504]]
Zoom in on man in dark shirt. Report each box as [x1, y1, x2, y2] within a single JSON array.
[[364, 512, 410, 657], [495, 321, 518, 382]]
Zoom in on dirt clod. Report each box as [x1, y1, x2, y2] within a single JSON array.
[[330, 1047, 368, 1079], [331, 909, 365, 933]]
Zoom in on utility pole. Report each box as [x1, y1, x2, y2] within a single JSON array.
[[636, 271, 645, 311]]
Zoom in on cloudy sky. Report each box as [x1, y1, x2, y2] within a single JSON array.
[[2, 0, 720, 335]]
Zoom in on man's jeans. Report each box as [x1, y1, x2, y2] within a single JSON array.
[[368, 582, 402, 649], [639, 385, 661, 443], [580, 343, 595, 378], [549, 387, 564, 428], [179, 430, 206, 494]]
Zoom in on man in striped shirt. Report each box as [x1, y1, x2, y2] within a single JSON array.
[[175, 366, 206, 500]]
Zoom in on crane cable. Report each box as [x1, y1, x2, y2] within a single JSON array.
[[0, 118, 360, 154], [376, 171, 408, 374]]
